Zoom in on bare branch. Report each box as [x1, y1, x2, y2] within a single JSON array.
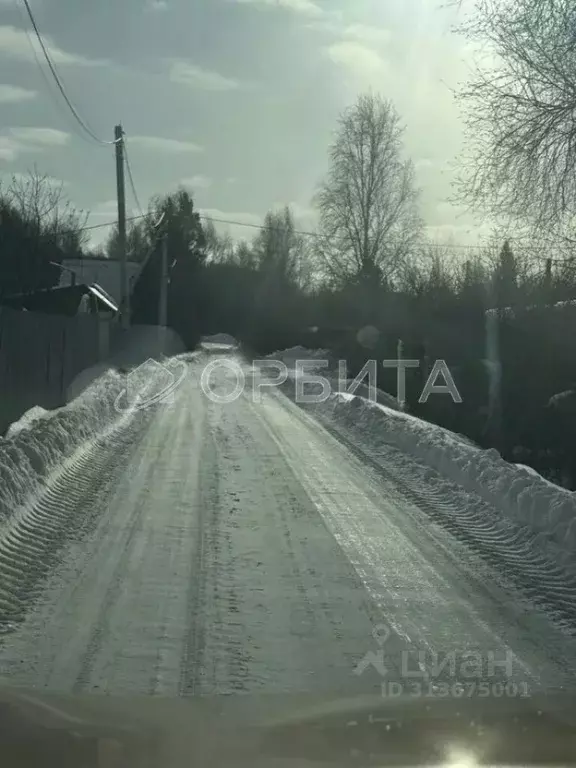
[[3, 165, 88, 254], [456, 0, 576, 235], [314, 94, 423, 286]]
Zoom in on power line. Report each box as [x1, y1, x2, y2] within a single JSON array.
[[17, 2, 73, 132], [197, 214, 565, 254], [65, 211, 574, 261], [19, 0, 116, 147], [123, 136, 145, 217], [53, 214, 145, 238]]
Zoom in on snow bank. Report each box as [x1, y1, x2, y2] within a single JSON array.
[[267, 346, 331, 366], [6, 406, 51, 439], [265, 350, 576, 560], [263, 347, 401, 411], [202, 333, 239, 347], [0, 355, 197, 628], [263, 347, 576, 599], [315, 393, 576, 555], [0, 359, 185, 530]]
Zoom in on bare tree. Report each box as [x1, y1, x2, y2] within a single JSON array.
[[456, 0, 576, 238], [203, 218, 236, 264], [252, 206, 310, 287], [4, 166, 88, 255], [314, 93, 422, 285]]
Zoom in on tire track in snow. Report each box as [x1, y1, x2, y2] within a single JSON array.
[[177, 425, 216, 696], [70, 395, 195, 695], [0, 409, 153, 635], [71, 498, 146, 694], [319, 417, 576, 632]]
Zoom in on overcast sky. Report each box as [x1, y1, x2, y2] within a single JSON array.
[[0, 0, 486, 249]]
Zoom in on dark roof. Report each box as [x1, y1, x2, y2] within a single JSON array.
[[1, 283, 118, 316], [59, 258, 141, 303]]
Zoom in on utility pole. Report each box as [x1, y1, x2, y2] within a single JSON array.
[[397, 338, 405, 411], [157, 234, 169, 356], [115, 124, 129, 329], [159, 235, 168, 328]]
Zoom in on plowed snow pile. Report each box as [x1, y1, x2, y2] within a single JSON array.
[[321, 394, 576, 553], [264, 347, 400, 410], [202, 333, 238, 347], [266, 346, 331, 366], [0, 360, 185, 530], [268, 346, 576, 572], [0, 357, 194, 629]]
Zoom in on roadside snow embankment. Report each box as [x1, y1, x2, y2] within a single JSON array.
[[266, 345, 576, 558], [319, 393, 576, 554], [202, 333, 239, 347], [0, 359, 187, 531], [263, 347, 400, 411], [0, 356, 193, 629]]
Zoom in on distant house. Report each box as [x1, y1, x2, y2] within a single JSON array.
[[59, 257, 141, 305]]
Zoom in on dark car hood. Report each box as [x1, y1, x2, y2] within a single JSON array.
[[1, 685, 576, 767]]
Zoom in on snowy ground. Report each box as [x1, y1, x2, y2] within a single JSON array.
[[0, 345, 575, 698]]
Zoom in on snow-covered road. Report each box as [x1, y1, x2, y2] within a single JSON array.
[[1, 353, 576, 697]]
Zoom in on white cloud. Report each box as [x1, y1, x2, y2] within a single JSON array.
[[146, 0, 168, 10], [0, 136, 29, 161], [0, 84, 36, 102], [232, 0, 324, 17], [326, 41, 388, 84], [0, 26, 104, 66], [306, 18, 390, 46], [200, 207, 261, 224], [129, 135, 203, 154], [343, 23, 391, 46], [181, 175, 212, 189], [168, 60, 242, 91], [8, 127, 70, 146], [0, 126, 69, 160]]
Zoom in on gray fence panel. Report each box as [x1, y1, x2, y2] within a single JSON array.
[[0, 308, 111, 434]]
